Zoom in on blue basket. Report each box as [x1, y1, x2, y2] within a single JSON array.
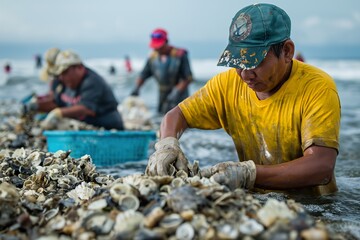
[[43, 130, 157, 166]]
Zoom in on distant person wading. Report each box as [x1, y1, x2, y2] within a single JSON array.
[[130, 28, 194, 114]]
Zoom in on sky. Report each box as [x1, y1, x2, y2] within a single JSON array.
[[0, 0, 360, 59]]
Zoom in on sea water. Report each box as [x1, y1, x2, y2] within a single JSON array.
[[1, 57, 359, 239]]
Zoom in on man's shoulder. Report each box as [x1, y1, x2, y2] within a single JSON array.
[[170, 47, 188, 57]]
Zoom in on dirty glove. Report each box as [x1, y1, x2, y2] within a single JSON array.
[[200, 160, 256, 190], [145, 137, 189, 176], [130, 87, 140, 96], [22, 95, 38, 114], [40, 108, 62, 130]]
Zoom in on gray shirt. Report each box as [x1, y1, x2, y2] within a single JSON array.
[[58, 67, 123, 130]]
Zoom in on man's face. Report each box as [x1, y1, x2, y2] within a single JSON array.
[[235, 49, 288, 95], [58, 65, 81, 89], [154, 43, 167, 54]]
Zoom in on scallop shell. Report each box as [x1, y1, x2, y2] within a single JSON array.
[[88, 198, 108, 210], [176, 222, 195, 240], [138, 178, 158, 196], [118, 194, 140, 211], [159, 213, 183, 231], [110, 183, 139, 202], [114, 210, 144, 233], [66, 182, 95, 204]]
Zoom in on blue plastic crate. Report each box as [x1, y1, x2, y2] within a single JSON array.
[[43, 130, 157, 166]]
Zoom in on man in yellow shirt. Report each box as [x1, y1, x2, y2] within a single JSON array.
[[145, 3, 341, 196]]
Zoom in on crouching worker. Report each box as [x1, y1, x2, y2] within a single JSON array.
[[40, 50, 124, 130], [145, 3, 340, 196]]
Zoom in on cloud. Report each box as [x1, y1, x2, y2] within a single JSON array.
[[295, 14, 360, 45]]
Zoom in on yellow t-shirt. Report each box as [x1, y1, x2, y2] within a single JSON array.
[[179, 60, 341, 195]]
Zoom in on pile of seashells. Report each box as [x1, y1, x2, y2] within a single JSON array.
[[0, 148, 342, 240]]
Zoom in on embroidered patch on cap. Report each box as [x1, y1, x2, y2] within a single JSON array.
[[230, 13, 252, 42]]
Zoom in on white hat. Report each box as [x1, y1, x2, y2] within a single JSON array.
[[39, 47, 61, 81], [53, 50, 82, 75]]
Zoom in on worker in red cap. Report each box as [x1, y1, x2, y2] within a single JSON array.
[[131, 28, 194, 114]]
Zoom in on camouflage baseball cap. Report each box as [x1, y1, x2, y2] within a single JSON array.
[[217, 3, 291, 70], [53, 50, 83, 75]]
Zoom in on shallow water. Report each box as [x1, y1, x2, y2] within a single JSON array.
[[1, 58, 360, 238]]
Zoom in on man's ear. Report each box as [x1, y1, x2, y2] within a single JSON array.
[[283, 39, 295, 63]]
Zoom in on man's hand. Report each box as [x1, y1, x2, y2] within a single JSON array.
[[167, 88, 181, 103], [200, 160, 256, 190], [22, 96, 38, 115], [130, 88, 140, 96], [145, 137, 189, 176], [40, 108, 62, 130]]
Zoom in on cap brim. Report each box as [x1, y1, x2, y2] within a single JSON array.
[[217, 44, 270, 70], [53, 64, 70, 76], [39, 68, 50, 82], [149, 39, 166, 49]]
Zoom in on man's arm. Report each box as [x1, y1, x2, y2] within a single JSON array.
[[255, 145, 337, 189], [60, 104, 95, 119], [160, 106, 189, 139]]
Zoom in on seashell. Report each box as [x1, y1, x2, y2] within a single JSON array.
[[88, 198, 108, 210], [0, 182, 20, 202], [118, 194, 140, 211], [238, 217, 264, 236], [151, 175, 174, 185], [159, 213, 183, 231], [216, 223, 239, 239], [166, 185, 207, 213], [66, 182, 96, 204], [53, 150, 67, 158], [12, 148, 26, 159], [139, 178, 158, 196], [25, 151, 43, 166], [95, 176, 113, 186], [180, 210, 195, 221], [114, 210, 144, 233], [286, 199, 305, 213], [48, 215, 66, 231], [110, 183, 139, 202], [143, 206, 165, 228], [134, 227, 167, 240], [176, 222, 195, 240], [214, 192, 234, 206], [43, 208, 59, 222], [171, 177, 185, 188], [82, 212, 115, 235], [23, 190, 39, 203], [42, 157, 54, 166], [257, 198, 295, 227], [0, 149, 11, 160], [187, 175, 202, 187], [301, 227, 328, 240], [160, 184, 172, 194], [121, 173, 144, 187], [36, 194, 46, 203]]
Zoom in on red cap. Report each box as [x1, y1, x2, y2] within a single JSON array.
[[149, 28, 168, 49]]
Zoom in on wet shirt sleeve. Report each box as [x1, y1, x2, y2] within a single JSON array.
[[139, 58, 153, 81]]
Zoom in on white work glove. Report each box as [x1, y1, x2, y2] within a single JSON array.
[[200, 160, 256, 190], [145, 137, 189, 176], [40, 108, 62, 130]]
